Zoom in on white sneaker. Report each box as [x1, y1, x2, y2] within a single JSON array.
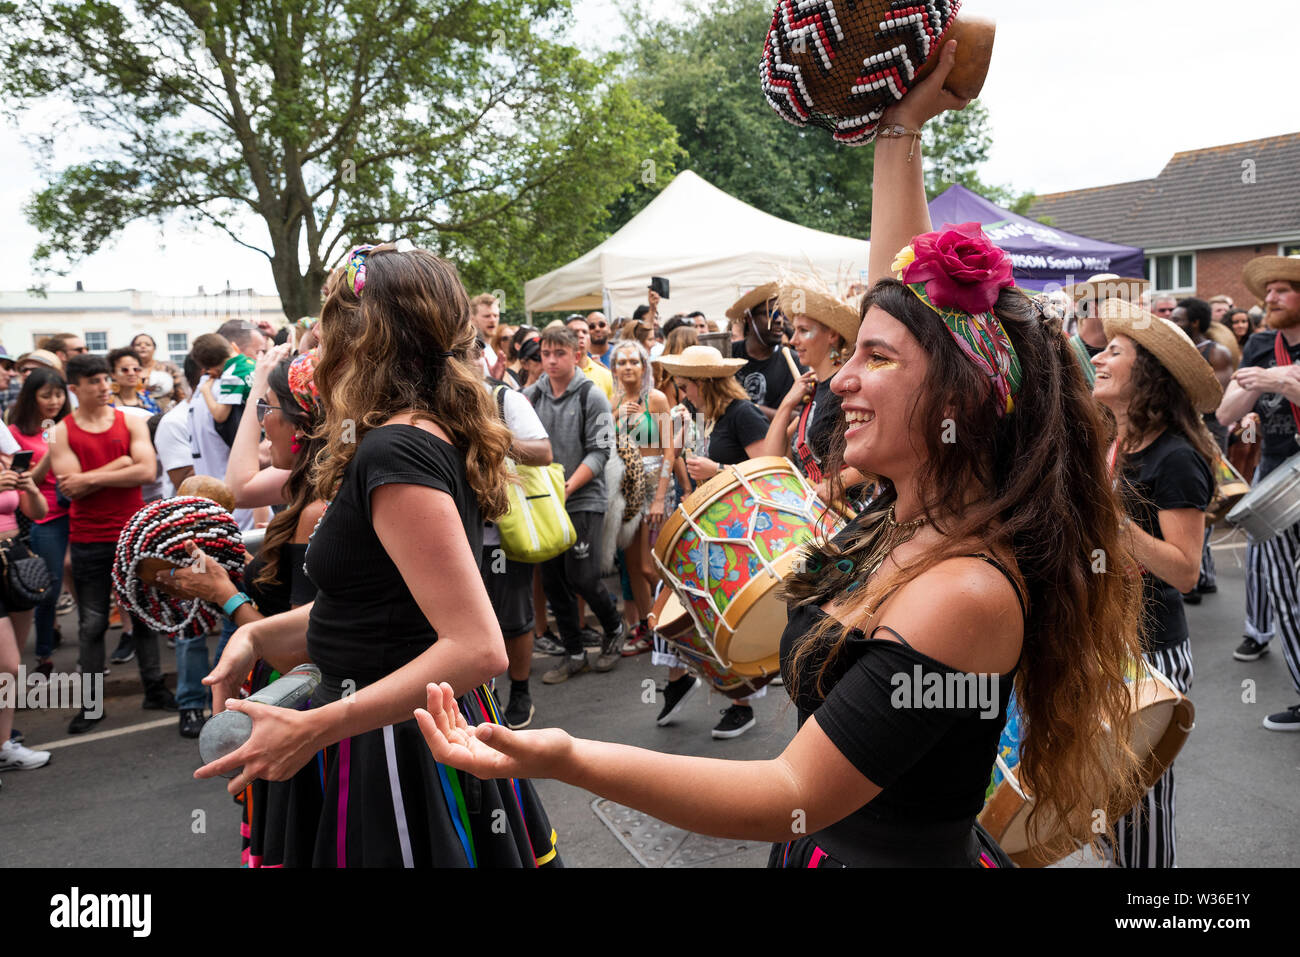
[[0, 738, 52, 770]]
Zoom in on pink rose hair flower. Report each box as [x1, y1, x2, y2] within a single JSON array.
[[901, 222, 1015, 316]]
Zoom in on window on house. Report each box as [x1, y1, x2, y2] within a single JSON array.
[[1145, 253, 1195, 294], [84, 331, 109, 354], [1281, 242, 1300, 258], [167, 332, 189, 366]]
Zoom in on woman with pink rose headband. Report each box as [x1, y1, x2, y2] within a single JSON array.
[[415, 42, 1145, 867]]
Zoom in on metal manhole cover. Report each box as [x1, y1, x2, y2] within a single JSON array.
[[592, 799, 759, 867]]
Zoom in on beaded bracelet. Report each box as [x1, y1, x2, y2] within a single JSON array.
[[876, 125, 923, 161]]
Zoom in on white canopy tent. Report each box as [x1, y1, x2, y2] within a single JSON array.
[[524, 171, 870, 324]]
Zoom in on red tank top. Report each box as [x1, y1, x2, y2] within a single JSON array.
[[65, 410, 143, 543]]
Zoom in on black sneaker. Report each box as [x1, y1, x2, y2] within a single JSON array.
[[179, 709, 207, 738], [1180, 590, 1201, 606], [68, 708, 106, 735], [109, 633, 136, 664], [579, 627, 604, 649], [1198, 582, 1217, 595], [593, 621, 627, 672], [1234, 637, 1269, 661], [504, 693, 535, 729], [712, 704, 755, 739], [1263, 704, 1300, 731], [656, 675, 701, 726], [8, 729, 22, 744], [142, 684, 179, 711], [533, 631, 566, 656]]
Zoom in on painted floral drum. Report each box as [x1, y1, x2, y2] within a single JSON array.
[[979, 660, 1195, 867], [653, 457, 848, 682]]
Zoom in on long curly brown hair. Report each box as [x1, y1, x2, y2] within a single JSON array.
[[785, 279, 1145, 862], [1117, 345, 1220, 469], [312, 245, 512, 520], [253, 358, 323, 591]]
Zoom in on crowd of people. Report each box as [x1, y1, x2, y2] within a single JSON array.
[[0, 45, 1295, 869]]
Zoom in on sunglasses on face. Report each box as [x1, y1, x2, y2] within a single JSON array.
[[255, 399, 279, 423]]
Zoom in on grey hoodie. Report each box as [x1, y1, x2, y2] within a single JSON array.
[[523, 368, 614, 513]]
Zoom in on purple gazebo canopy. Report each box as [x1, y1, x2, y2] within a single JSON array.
[[927, 184, 1145, 292]]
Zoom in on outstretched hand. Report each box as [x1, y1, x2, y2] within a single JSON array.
[[881, 39, 972, 129], [414, 682, 571, 782]]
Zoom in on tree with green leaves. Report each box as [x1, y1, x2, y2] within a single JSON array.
[[613, 0, 1030, 236], [0, 0, 679, 318]]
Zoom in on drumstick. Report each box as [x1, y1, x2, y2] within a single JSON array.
[[781, 348, 813, 405]]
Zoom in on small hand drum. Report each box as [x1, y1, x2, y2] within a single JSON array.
[[653, 457, 848, 684], [979, 660, 1195, 867], [760, 0, 995, 145]]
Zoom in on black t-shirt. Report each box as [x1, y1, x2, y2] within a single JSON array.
[[1119, 430, 1213, 650], [1240, 330, 1300, 477], [245, 542, 316, 618], [702, 398, 768, 465], [305, 426, 480, 690], [732, 339, 802, 409]]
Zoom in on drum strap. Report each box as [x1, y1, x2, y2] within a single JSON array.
[[1272, 333, 1300, 444]]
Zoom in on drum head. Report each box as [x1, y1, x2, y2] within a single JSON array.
[[1129, 677, 1194, 790], [649, 588, 693, 644]]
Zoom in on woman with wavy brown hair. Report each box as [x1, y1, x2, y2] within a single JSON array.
[[1091, 298, 1220, 868], [195, 243, 559, 867], [413, 46, 1147, 868]]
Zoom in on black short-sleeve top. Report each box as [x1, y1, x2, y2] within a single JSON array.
[[1240, 330, 1300, 477], [305, 425, 481, 689], [1117, 429, 1213, 650], [702, 398, 768, 466]]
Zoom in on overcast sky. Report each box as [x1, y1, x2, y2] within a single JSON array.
[[1, 0, 1293, 297]]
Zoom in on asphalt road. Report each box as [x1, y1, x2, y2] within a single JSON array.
[[2, 534, 1296, 868]]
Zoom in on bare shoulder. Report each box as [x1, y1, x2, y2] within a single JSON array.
[[293, 499, 328, 542], [874, 555, 1023, 675], [648, 389, 670, 412]]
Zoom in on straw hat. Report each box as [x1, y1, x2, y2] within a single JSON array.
[[725, 282, 779, 323], [1100, 299, 1223, 413], [776, 278, 861, 344], [1243, 255, 1300, 301], [1062, 273, 1150, 303], [17, 349, 63, 373], [651, 345, 746, 379]]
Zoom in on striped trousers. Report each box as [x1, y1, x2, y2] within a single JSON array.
[[1244, 523, 1300, 694], [1112, 641, 1194, 869]]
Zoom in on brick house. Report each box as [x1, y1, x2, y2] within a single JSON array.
[[1029, 133, 1300, 308]]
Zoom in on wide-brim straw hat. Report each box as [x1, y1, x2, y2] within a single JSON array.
[[1063, 273, 1150, 303], [652, 344, 746, 379], [725, 282, 779, 323], [776, 278, 861, 344], [1243, 255, 1300, 301], [1100, 299, 1223, 413]]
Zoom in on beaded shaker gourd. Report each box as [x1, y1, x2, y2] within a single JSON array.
[[759, 0, 995, 145], [111, 497, 247, 638]]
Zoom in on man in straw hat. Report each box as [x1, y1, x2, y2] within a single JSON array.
[[726, 282, 805, 421], [1092, 298, 1221, 867], [1216, 254, 1300, 731], [1061, 273, 1150, 387]]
